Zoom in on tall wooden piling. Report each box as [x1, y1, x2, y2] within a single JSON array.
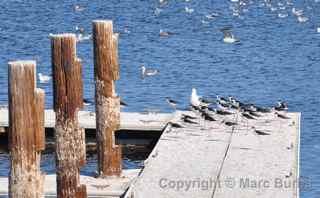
[[93, 20, 122, 176], [51, 34, 87, 198], [8, 61, 45, 198]]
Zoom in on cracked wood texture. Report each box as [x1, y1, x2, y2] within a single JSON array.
[[51, 34, 87, 198], [8, 61, 45, 198], [93, 20, 121, 176]]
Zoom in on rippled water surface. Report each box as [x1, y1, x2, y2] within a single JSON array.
[[0, 0, 319, 196]]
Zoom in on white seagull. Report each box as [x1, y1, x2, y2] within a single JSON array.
[[220, 27, 240, 44], [185, 7, 194, 14], [141, 66, 159, 77], [38, 73, 51, 83], [190, 88, 211, 108], [317, 27, 320, 33]]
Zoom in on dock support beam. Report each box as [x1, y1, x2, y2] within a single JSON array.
[[51, 34, 87, 198], [93, 20, 122, 177], [8, 61, 45, 198]]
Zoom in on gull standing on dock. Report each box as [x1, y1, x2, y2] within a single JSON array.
[[141, 65, 159, 78], [38, 73, 51, 83], [219, 27, 239, 44], [190, 88, 211, 108]]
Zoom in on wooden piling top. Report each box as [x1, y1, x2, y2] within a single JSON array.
[[125, 110, 300, 198]]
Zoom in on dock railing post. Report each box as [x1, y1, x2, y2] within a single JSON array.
[[93, 20, 122, 177], [51, 34, 87, 198], [8, 61, 45, 198]]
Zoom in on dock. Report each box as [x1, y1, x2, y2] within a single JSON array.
[[124, 110, 300, 198], [0, 108, 173, 132]]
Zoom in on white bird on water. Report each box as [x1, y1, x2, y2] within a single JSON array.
[[141, 66, 159, 77], [317, 27, 320, 33], [220, 27, 239, 44], [38, 73, 51, 83], [185, 7, 194, 14]]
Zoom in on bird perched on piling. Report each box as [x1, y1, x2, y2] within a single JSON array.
[[141, 65, 159, 78], [219, 27, 240, 44]]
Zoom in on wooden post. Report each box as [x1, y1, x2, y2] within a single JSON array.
[[8, 61, 45, 198], [51, 34, 87, 198], [93, 20, 122, 176]]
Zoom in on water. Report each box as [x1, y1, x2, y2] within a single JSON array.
[[0, 0, 319, 196]]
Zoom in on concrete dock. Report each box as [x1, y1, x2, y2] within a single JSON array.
[[124, 110, 300, 198]]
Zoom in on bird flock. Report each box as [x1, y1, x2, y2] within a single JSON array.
[[166, 87, 291, 133]]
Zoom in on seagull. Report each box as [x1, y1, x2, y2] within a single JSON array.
[[219, 27, 239, 44], [38, 73, 51, 83], [292, 7, 303, 16], [166, 97, 178, 109], [317, 27, 320, 33], [141, 66, 159, 78], [181, 114, 197, 120], [185, 7, 194, 14], [278, 13, 288, 18], [297, 15, 308, 23], [190, 88, 211, 108], [159, 29, 174, 37], [73, 5, 84, 12], [76, 33, 92, 42], [206, 12, 219, 20]]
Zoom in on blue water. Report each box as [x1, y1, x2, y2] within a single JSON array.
[[0, 0, 319, 196]]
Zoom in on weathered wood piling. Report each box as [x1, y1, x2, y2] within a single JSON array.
[[93, 20, 122, 176], [51, 34, 87, 198], [8, 61, 45, 198]]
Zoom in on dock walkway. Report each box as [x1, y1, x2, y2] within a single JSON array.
[[125, 110, 300, 198]]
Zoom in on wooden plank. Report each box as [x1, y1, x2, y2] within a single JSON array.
[[0, 109, 173, 131], [126, 111, 233, 198], [213, 112, 300, 198], [0, 169, 141, 198]]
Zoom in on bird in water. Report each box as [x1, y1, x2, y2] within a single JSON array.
[[219, 27, 240, 44], [38, 73, 51, 83], [159, 29, 174, 37], [185, 7, 194, 14], [141, 66, 159, 78], [166, 97, 178, 110]]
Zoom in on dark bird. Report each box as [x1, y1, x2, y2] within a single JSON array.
[[83, 98, 93, 106], [168, 122, 184, 128], [242, 111, 256, 119], [254, 129, 270, 135], [275, 112, 290, 119], [181, 116, 198, 124], [223, 121, 237, 126], [120, 99, 128, 107], [181, 114, 197, 120], [214, 109, 234, 115], [166, 97, 178, 109], [275, 100, 288, 111], [201, 112, 216, 121]]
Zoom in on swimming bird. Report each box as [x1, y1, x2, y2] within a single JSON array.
[[83, 99, 93, 106], [297, 15, 308, 23], [278, 13, 288, 18], [76, 33, 92, 42], [292, 8, 303, 16], [141, 66, 159, 78], [120, 99, 128, 108], [38, 73, 51, 83], [206, 12, 219, 20], [219, 27, 239, 44], [317, 27, 320, 33], [185, 7, 194, 14], [166, 97, 178, 109], [73, 5, 84, 12], [159, 29, 174, 37]]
